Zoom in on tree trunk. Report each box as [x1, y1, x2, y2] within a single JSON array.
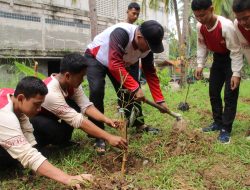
[[88, 0, 98, 40], [181, 0, 189, 53], [173, 0, 181, 48], [179, 0, 189, 87]]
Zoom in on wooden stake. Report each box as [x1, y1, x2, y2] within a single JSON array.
[[119, 108, 128, 176]]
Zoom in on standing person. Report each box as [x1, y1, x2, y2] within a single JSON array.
[[233, 0, 250, 63], [84, 20, 169, 153], [233, 0, 250, 140], [126, 2, 140, 24], [191, 0, 243, 143], [30, 53, 127, 155], [0, 76, 93, 188], [125, 2, 147, 86]]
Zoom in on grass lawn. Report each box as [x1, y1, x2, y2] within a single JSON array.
[[0, 68, 250, 189]]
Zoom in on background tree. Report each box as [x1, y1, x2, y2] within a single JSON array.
[[213, 0, 233, 19], [88, 0, 98, 40]]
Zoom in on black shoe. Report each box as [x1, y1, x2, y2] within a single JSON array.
[[136, 124, 159, 135], [202, 123, 222, 132], [94, 139, 106, 155], [217, 129, 231, 144]]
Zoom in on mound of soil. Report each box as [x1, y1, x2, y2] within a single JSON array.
[[166, 123, 214, 157]]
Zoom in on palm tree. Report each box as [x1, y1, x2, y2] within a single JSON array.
[[147, 0, 190, 86], [213, 0, 233, 19]]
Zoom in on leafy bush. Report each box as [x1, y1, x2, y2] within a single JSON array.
[[157, 68, 171, 88]]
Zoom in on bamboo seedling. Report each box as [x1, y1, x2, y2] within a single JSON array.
[[117, 69, 129, 176], [116, 69, 141, 176], [118, 107, 128, 176]]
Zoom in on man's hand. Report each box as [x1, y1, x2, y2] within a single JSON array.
[[157, 102, 170, 113], [134, 88, 145, 102], [104, 117, 118, 128], [194, 67, 203, 80], [107, 135, 128, 150], [67, 174, 94, 190], [231, 76, 241, 90]]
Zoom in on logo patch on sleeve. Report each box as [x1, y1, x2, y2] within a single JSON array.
[[0, 135, 28, 149]]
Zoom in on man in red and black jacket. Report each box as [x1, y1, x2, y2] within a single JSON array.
[[84, 20, 169, 153]]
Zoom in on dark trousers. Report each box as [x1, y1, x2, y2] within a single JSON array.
[[85, 54, 144, 131], [209, 52, 239, 133], [0, 146, 19, 169], [30, 99, 79, 147]]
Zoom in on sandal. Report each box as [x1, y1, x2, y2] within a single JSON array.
[[136, 124, 160, 135], [94, 139, 106, 155]]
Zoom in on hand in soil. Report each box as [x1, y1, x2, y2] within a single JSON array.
[[108, 135, 128, 150], [68, 174, 94, 189]]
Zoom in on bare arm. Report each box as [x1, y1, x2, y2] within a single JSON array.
[[85, 105, 116, 128], [79, 119, 127, 149], [37, 160, 93, 188]]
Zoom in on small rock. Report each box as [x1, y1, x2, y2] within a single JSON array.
[[142, 160, 149, 166]]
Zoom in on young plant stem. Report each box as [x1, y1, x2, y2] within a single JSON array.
[[118, 69, 129, 176], [119, 108, 128, 176]]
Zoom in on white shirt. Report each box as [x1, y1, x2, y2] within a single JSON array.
[[0, 88, 46, 171], [234, 19, 250, 64], [197, 16, 243, 77], [42, 75, 93, 128]]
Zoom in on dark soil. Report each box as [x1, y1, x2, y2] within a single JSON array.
[[82, 152, 150, 189]]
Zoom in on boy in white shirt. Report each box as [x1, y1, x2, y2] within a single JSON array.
[[233, 0, 250, 63], [233, 0, 250, 140], [0, 76, 92, 188], [30, 53, 127, 154], [191, 0, 243, 143]]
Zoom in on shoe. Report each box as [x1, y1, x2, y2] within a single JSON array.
[[136, 124, 159, 135], [202, 123, 222, 132], [218, 129, 231, 144], [94, 139, 106, 155]]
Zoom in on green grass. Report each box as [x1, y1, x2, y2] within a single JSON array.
[[0, 67, 250, 189]]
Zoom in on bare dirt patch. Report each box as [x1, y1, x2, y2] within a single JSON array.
[[197, 164, 243, 190], [235, 113, 250, 120], [173, 175, 198, 190], [241, 98, 250, 104], [82, 152, 150, 189]]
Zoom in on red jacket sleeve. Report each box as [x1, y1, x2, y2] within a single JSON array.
[[108, 28, 139, 92], [141, 52, 165, 103]]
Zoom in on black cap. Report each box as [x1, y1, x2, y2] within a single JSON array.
[[140, 20, 164, 53]]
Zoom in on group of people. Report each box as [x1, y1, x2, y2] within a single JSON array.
[[192, 0, 250, 143], [0, 0, 249, 188]]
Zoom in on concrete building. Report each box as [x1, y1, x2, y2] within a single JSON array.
[[0, 0, 169, 75]]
